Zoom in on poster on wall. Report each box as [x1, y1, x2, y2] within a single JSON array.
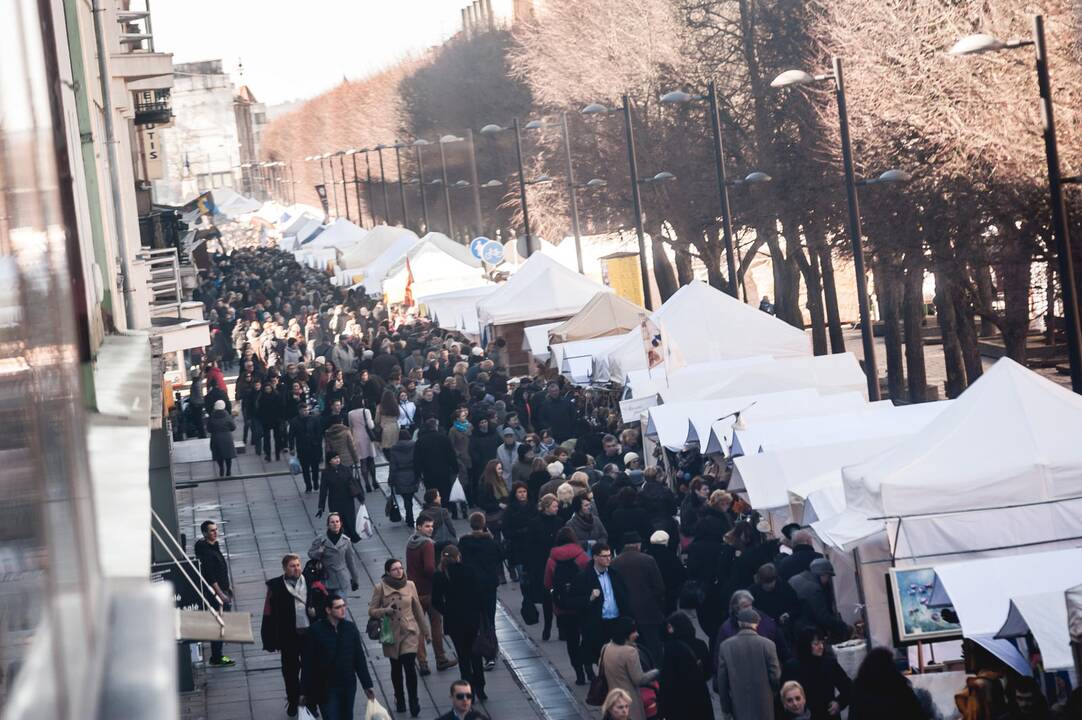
[[887, 566, 963, 644]]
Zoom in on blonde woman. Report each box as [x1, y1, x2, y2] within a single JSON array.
[[602, 688, 634, 720]]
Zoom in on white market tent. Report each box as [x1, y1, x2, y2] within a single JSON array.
[[211, 187, 262, 218], [626, 357, 774, 400], [476, 253, 609, 327], [698, 353, 868, 403], [606, 281, 811, 383], [551, 332, 632, 385], [382, 233, 485, 303], [344, 233, 423, 292], [286, 216, 324, 245], [833, 358, 1082, 559], [307, 218, 367, 249], [523, 322, 563, 362], [645, 389, 867, 452], [926, 549, 1082, 674], [547, 292, 645, 345], [338, 225, 419, 270], [419, 285, 498, 338], [730, 399, 949, 457]]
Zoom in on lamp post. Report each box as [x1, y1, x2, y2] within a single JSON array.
[[394, 143, 409, 231], [438, 135, 463, 238], [288, 160, 296, 205], [347, 150, 365, 227], [375, 145, 392, 225], [363, 150, 377, 225], [480, 121, 551, 257], [522, 113, 587, 273], [772, 60, 910, 401], [660, 82, 757, 298], [582, 98, 675, 310], [322, 153, 339, 218], [465, 129, 483, 236], [949, 16, 1082, 394], [335, 151, 350, 222], [413, 139, 431, 233]]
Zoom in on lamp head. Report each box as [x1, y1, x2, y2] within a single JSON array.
[[523, 120, 544, 130], [440, 134, 464, 143], [652, 171, 676, 182], [481, 179, 504, 188], [412, 139, 430, 147], [876, 168, 911, 184], [581, 103, 609, 115], [479, 124, 504, 135], [744, 171, 772, 184], [660, 90, 697, 104], [770, 69, 818, 88], [948, 33, 1006, 56], [585, 178, 607, 188], [453, 180, 470, 188]]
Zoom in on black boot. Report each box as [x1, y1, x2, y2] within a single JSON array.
[[584, 664, 596, 681], [395, 697, 407, 713], [409, 697, 421, 717], [574, 665, 586, 686]]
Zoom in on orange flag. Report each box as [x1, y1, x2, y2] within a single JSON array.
[[403, 256, 415, 307]]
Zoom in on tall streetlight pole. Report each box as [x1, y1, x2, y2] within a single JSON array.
[[559, 112, 585, 273], [288, 160, 296, 205], [949, 16, 1082, 394], [511, 118, 535, 257], [772, 59, 911, 400], [363, 150, 377, 225], [375, 145, 392, 225], [348, 150, 365, 227], [322, 153, 339, 218], [335, 151, 350, 222], [465, 129, 483, 236], [438, 135, 461, 238], [413, 139, 431, 233], [394, 143, 409, 230]]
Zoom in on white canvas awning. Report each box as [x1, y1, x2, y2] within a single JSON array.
[[550, 333, 631, 383], [997, 592, 1073, 671], [626, 357, 775, 400], [523, 322, 562, 361], [477, 253, 609, 326], [699, 353, 869, 403], [703, 391, 869, 455], [419, 285, 499, 337]]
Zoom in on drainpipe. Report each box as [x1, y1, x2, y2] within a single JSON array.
[[91, 0, 137, 330]]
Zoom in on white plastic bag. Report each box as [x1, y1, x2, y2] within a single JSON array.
[[357, 504, 374, 540], [298, 706, 318, 720], [449, 478, 467, 504], [365, 697, 392, 720]]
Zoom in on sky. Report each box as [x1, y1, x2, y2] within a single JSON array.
[[152, 0, 466, 106]]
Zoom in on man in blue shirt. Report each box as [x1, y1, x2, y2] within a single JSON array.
[[569, 541, 629, 680]]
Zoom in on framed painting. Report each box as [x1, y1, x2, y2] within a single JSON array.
[[887, 565, 963, 645]]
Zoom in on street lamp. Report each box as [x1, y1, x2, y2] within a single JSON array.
[[660, 81, 758, 298], [346, 149, 367, 227], [949, 15, 1082, 394], [522, 113, 587, 272], [580, 96, 676, 310], [771, 57, 884, 400], [392, 143, 410, 231], [438, 135, 464, 238], [479, 121, 538, 256], [412, 139, 431, 233], [321, 153, 339, 218], [334, 150, 350, 222], [374, 144, 392, 225]]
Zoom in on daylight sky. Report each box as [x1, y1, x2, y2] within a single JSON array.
[[152, 0, 465, 106]]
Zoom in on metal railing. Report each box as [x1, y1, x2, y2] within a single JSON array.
[[149, 510, 226, 636], [137, 247, 182, 309], [116, 0, 156, 52]]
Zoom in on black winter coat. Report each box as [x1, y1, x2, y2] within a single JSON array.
[[432, 563, 484, 634], [288, 414, 323, 461], [318, 463, 354, 516], [301, 618, 373, 703], [535, 395, 576, 442], [387, 439, 420, 494], [457, 532, 503, 591], [501, 498, 535, 566], [658, 637, 715, 720], [782, 655, 853, 720], [413, 429, 458, 489]]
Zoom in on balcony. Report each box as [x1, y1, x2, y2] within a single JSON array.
[[111, 0, 173, 88], [134, 88, 172, 125]]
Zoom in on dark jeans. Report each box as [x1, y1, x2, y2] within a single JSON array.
[[556, 613, 582, 668], [358, 457, 376, 487], [299, 456, 320, 490], [241, 409, 250, 444], [389, 652, 418, 704], [281, 630, 304, 704], [319, 684, 356, 720], [636, 622, 663, 668], [450, 628, 485, 691], [190, 405, 206, 439], [215, 459, 232, 477], [399, 492, 415, 526], [481, 588, 498, 660], [210, 600, 232, 661], [250, 418, 263, 450], [582, 617, 619, 667], [263, 422, 285, 459]]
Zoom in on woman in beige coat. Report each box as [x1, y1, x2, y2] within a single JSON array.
[[369, 558, 430, 716], [378, 389, 401, 452], [600, 617, 659, 720]]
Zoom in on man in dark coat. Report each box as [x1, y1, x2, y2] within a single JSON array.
[[777, 529, 823, 582], [288, 403, 324, 492], [316, 453, 360, 543], [610, 532, 666, 664], [413, 418, 458, 504], [262, 553, 316, 716], [256, 382, 285, 461], [645, 531, 686, 615], [301, 593, 375, 719], [534, 381, 576, 442], [748, 562, 800, 632], [457, 513, 504, 667], [568, 541, 629, 672], [195, 520, 234, 666]]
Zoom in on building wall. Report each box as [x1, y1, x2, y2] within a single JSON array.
[[155, 61, 241, 204]]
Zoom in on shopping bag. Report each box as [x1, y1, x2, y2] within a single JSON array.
[[356, 504, 374, 540], [472, 615, 498, 659], [364, 698, 392, 720], [385, 494, 402, 523], [288, 454, 301, 477], [379, 615, 395, 645], [449, 478, 467, 504], [298, 706, 318, 720]]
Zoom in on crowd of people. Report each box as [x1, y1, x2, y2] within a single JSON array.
[[185, 247, 1070, 720]]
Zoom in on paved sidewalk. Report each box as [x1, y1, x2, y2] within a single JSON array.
[[174, 444, 567, 720]]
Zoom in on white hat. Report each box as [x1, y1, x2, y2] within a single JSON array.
[[471, 346, 484, 356], [756, 519, 772, 534], [623, 452, 640, 466], [213, 400, 226, 411], [547, 461, 564, 478], [649, 530, 669, 546]]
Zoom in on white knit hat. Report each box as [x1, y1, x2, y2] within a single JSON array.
[[650, 530, 669, 546], [213, 400, 226, 411]]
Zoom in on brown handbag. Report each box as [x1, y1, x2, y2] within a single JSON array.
[[585, 646, 609, 706]]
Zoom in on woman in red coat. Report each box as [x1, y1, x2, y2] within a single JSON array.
[[544, 526, 591, 684]]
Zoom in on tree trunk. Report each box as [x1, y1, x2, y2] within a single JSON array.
[[761, 220, 803, 329], [902, 261, 928, 402], [974, 266, 999, 337], [804, 214, 846, 353], [1001, 257, 1032, 363], [786, 218, 827, 355], [953, 289, 984, 385], [874, 263, 905, 400], [650, 233, 679, 303], [934, 270, 968, 398], [675, 243, 696, 287]]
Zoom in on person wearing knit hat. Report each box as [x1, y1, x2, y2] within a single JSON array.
[[649, 530, 668, 546], [716, 605, 781, 720], [623, 452, 641, 470], [208, 396, 237, 477], [644, 529, 683, 614]]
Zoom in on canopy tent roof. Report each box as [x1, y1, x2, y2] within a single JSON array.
[[998, 592, 1073, 672], [414, 232, 481, 267], [606, 281, 810, 383], [382, 239, 488, 304], [523, 322, 563, 361], [419, 285, 499, 338], [547, 292, 645, 345], [551, 333, 630, 385], [646, 389, 866, 452], [626, 357, 774, 400], [698, 353, 868, 404], [306, 218, 367, 249], [476, 253, 609, 326], [275, 203, 325, 229], [337, 225, 419, 270], [927, 549, 1082, 673], [285, 216, 323, 244], [702, 392, 868, 455], [211, 187, 262, 218], [731, 400, 949, 457]]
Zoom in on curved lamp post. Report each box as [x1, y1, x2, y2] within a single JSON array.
[[949, 16, 1082, 394], [480, 121, 537, 256]]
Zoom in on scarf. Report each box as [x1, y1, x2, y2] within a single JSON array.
[[327, 530, 342, 545], [382, 573, 407, 591], [285, 574, 309, 629], [453, 420, 470, 433]]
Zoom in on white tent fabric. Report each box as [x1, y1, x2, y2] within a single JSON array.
[[551, 333, 630, 385], [699, 353, 869, 403], [606, 282, 810, 383], [211, 187, 262, 217], [290, 217, 324, 244], [547, 292, 645, 344], [998, 592, 1073, 671], [419, 285, 498, 337], [523, 322, 562, 361], [344, 234, 422, 293], [646, 390, 866, 452], [702, 392, 869, 455], [730, 400, 950, 457], [381, 236, 485, 303], [830, 358, 1082, 557], [338, 225, 419, 269], [928, 549, 1082, 673], [307, 218, 367, 249], [293, 247, 336, 271], [414, 232, 480, 267], [476, 253, 609, 326], [626, 357, 774, 400]]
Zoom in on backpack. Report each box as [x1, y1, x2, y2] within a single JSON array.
[[551, 557, 580, 610]]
